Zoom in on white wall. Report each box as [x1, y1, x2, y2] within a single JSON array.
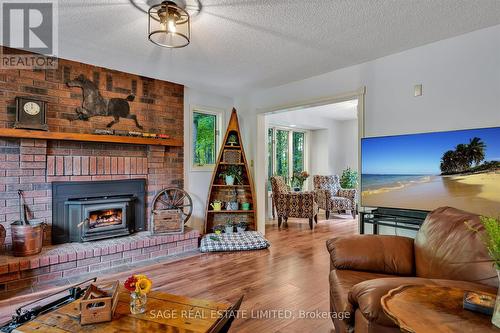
[[310, 129, 330, 175], [236, 24, 500, 233], [309, 119, 358, 184], [338, 119, 359, 173], [183, 87, 234, 232]]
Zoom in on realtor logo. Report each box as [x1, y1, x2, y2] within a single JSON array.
[[0, 0, 58, 69]]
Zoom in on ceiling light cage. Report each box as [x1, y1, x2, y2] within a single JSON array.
[[148, 1, 190, 48]]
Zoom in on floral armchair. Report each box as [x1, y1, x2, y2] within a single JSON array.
[[313, 175, 356, 219], [270, 176, 318, 230]]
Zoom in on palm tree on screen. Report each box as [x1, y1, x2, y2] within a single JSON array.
[[468, 137, 486, 166], [440, 137, 486, 174]]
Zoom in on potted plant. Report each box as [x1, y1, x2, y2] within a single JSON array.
[[466, 216, 500, 327], [237, 221, 248, 233], [220, 165, 242, 185], [213, 224, 225, 234], [227, 134, 238, 146], [340, 167, 358, 189], [291, 171, 310, 191], [225, 219, 235, 233]]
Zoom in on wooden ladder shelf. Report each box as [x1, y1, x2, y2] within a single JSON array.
[[204, 108, 256, 233]]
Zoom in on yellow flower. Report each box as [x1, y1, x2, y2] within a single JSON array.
[[134, 274, 147, 280], [135, 277, 152, 295]]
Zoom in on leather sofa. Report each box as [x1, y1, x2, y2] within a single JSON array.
[[326, 206, 498, 333]]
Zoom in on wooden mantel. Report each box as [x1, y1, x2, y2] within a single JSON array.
[[0, 128, 183, 147]]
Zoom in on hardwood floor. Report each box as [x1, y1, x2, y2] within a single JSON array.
[[0, 213, 358, 332]]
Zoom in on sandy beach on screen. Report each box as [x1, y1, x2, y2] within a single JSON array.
[[362, 171, 500, 216]]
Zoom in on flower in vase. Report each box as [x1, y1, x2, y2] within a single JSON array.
[[125, 273, 152, 315], [135, 276, 152, 295], [124, 275, 137, 292], [124, 274, 153, 295]]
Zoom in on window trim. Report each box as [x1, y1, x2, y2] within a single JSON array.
[[190, 105, 224, 172]]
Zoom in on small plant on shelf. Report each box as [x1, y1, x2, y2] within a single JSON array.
[[220, 165, 243, 185], [225, 219, 235, 233], [227, 133, 239, 146], [237, 221, 248, 233], [213, 224, 225, 234]]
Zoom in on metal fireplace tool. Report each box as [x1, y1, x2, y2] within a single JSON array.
[[0, 278, 96, 332]]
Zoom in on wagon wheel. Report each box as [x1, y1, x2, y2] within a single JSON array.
[[152, 188, 193, 225]]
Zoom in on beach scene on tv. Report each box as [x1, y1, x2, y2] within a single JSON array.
[[361, 127, 500, 216]]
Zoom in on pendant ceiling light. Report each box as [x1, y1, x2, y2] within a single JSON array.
[[148, 1, 190, 48]]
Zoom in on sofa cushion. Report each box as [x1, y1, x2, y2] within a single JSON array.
[[330, 196, 353, 210], [329, 269, 393, 326], [415, 206, 497, 287], [349, 277, 498, 327]]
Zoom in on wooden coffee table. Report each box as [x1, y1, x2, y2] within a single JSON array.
[[14, 286, 232, 333], [381, 285, 499, 333]]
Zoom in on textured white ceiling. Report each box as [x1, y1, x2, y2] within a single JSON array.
[[267, 100, 358, 129], [56, 0, 500, 97]]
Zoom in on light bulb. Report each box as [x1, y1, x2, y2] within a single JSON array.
[[167, 18, 176, 33]]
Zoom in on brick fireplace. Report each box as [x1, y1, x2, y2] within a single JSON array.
[[0, 49, 198, 294], [0, 137, 183, 247]]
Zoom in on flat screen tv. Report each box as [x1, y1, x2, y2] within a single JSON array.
[[361, 126, 500, 216]]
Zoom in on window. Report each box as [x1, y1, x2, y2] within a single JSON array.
[[191, 108, 222, 170], [268, 128, 274, 182], [275, 129, 290, 182], [293, 132, 305, 174], [268, 126, 308, 189]]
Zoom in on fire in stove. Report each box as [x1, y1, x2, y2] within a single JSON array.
[[88, 209, 123, 229]]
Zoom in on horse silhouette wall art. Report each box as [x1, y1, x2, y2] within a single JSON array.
[[66, 74, 143, 129]]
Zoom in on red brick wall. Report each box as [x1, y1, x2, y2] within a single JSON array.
[[0, 48, 184, 247]]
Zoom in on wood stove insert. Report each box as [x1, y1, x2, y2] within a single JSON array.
[[66, 196, 135, 242], [52, 180, 146, 244]]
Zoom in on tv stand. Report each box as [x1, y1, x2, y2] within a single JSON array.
[[360, 208, 429, 234]]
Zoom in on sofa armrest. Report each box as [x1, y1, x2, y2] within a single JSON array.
[[273, 192, 287, 215], [348, 277, 498, 327], [326, 235, 415, 276]]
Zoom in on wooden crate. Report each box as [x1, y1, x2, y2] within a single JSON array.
[[80, 281, 119, 325], [152, 209, 183, 234], [223, 150, 241, 164]]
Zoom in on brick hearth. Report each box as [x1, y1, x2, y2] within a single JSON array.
[[0, 229, 199, 295]]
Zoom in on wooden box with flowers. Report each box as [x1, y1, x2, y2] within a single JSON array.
[[124, 274, 153, 314]]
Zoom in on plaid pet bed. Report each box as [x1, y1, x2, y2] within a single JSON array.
[[200, 231, 270, 252]]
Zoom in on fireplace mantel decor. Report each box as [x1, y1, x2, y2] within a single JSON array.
[[52, 179, 146, 244]]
